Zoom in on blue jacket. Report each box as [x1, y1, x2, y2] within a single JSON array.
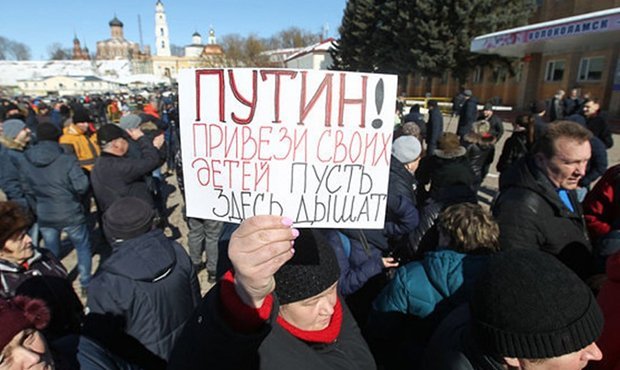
[[0, 146, 28, 210], [372, 250, 489, 319], [22, 141, 89, 228], [323, 230, 384, 296]]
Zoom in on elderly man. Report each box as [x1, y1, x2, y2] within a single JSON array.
[[90, 124, 163, 212], [493, 121, 594, 278]]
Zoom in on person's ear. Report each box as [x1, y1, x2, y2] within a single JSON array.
[[534, 152, 546, 169], [503, 357, 521, 368]]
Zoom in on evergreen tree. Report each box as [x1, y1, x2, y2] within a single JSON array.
[[331, 0, 378, 72], [334, 0, 534, 85]]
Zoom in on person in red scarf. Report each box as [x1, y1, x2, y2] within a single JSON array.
[[168, 215, 376, 369]]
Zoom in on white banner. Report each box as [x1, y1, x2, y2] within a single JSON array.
[[179, 68, 397, 228]]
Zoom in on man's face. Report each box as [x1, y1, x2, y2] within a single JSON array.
[[505, 342, 602, 370], [75, 122, 89, 134], [483, 109, 492, 118], [536, 137, 591, 190], [115, 137, 129, 156], [570, 89, 578, 98], [14, 128, 31, 145], [583, 101, 599, 118], [278, 283, 338, 331]]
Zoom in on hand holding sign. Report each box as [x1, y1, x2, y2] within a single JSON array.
[[228, 215, 298, 308]]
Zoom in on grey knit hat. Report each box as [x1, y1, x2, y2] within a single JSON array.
[[119, 114, 142, 130], [391, 135, 422, 164], [274, 230, 340, 305], [2, 119, 26, 140], [471, 249, 603, 359]]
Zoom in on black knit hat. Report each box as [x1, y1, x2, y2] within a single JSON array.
[[102, 197, 154, 242], [471, 249, 603, 359], [274, 229, 341, 305], [72, 108, 92, 124], [36, 122, 61, 142], [97, 124, 125, 147]]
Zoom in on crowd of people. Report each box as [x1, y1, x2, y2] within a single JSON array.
[[0, 86, 618, 370]]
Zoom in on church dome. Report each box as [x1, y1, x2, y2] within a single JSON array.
[[193, 31, 201, 37], [109, 16, 123, 27]]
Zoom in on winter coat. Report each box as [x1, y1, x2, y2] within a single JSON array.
[[581, 136, 608, 188], [324, 230, 384, 296], [457, 97, 478, 137], [563, 97, 581, 116], [22, 141, 89, 228], [593, 252, 620, 370], [465, 143, 495, 183], [583, 164, 620, 241], [549, 97, 564, 121], [84, 229, 200, 366], [477, 113, 504, 141], [344, 158, 419, 256], [492, 157, 593, 279], [90, 136, 161, 212], [587, 115, 614, 149], [0, 145, 29, 210], [417, 154, 476, 202], [369, 250, 489, 338], [424, 304, 504, 370], [59, 124, 100, 171], [496, 131, 529, 173], [0, 248, 83, 341], [426, 108, 444, 154], [167, 283, 376, 370], [0, 138, 35, 212]]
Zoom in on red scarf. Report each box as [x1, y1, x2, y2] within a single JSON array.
[[276, 298, 343, 344], [220, 270, 343, 343]]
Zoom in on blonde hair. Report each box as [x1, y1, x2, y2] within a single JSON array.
[[437, 203, 499, 252]]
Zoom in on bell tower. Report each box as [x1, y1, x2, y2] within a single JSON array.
[[155, 0, 171, 56]]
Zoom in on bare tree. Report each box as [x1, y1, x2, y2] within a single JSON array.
[[270, 27, 321, 49], [47, 43, 71, 60], [0, 36, 31, 60]]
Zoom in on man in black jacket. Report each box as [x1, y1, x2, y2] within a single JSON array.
[[493, 121, 594, 279], [90, 124, 164, 212], [79, 197, 200, 370], [426, 100, 444, 155], [456, 90, 478, 139]]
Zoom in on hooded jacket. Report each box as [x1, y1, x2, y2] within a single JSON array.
[[22, 141, 89, 228], [84, 229, 200, 365], [493, 157, 593, 278]]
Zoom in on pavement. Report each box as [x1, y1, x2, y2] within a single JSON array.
[[64, 115, 620, 301]]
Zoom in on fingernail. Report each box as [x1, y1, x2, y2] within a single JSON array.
[[291, 228, 300, 238], [290, 247, 295, 254], [281, 217, 293, 226]]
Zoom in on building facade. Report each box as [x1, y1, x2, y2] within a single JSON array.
[[405, 1, 620, 118], [96, 16, 151, 61], [17, 75, 122, 96]]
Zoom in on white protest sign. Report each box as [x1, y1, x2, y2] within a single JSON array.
[[179, 68, 397, 228]]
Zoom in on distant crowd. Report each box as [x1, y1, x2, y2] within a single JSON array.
[[0, 86, 618, 370]]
